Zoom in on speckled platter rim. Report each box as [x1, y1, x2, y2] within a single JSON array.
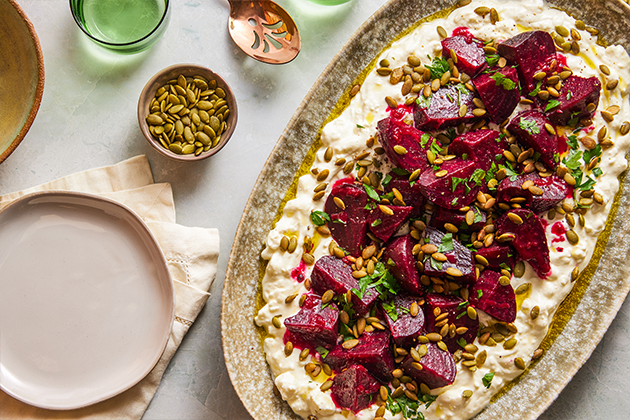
[[0, 0, 45, 165], [221, 1, 630, 419]]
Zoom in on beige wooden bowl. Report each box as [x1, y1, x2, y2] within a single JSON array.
[[137, 64, 238, 162], [0, 0, 45, 164]]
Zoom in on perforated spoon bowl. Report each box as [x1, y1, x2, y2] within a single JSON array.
[[227, 0, 300, 64]]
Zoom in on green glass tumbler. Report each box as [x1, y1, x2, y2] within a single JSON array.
[[69, 0, 170, 54]]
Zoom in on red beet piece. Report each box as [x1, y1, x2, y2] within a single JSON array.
[[325, 179, 369, 257], [368, 205, 413, 242], [469, 269, 516, 323], [379, 294, 425, 348], [401, 342, 457, 389], [497, 172, 570, 215], [495, 209, 551, 278], [448, 129, 506, 171], [383, 235, 422, 294], [441, 35, 486, 77], [472, 67, 521, 124], [544, 75, 601, 126], [497, 30, 557, 92], [284, 294, 339, 349], [384, 177, 426, 218], [330, 364, 381, 413], [377, 116, 432, 173], [414, 83, 480, 130], [423, 293, 479, 353], [529, 173, 572, 214], [421, 227, 476, 283], [430, 206, 486, 232], [476, 244, 515, 271], [508, 110, 559, 170], [325, 330, 395, 383], [418, 158, 482, 210], [310, 256, 379, 316]]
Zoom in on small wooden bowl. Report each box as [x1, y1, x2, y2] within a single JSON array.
[[137, 64, 238, 162], [0, 0, 45, 164]]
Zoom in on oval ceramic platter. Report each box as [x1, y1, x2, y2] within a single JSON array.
[[222, 1, 630, 419], [0, 191, 174, 410], [0, 0, 45, 164]]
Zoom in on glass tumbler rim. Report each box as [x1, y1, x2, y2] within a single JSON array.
[[69, 0, 170, 49]]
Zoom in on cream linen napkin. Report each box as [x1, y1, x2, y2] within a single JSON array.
[[0, 155, 219, 420]]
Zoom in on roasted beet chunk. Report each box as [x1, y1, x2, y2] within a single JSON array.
[[384, 176, 426, 218], [469, 269, 516, 323], [448, 129, 506, 171], [401, 342, 456, 389], [418, 158, 483, 209], [383, 235, 422, 294], [423, 293, 479, 353], [472, 67, 520, 124], [441, 35, 486, 77], [495, 209, 551, 278], [284, 294, 339, 349], [379, 294, 425, 347], [430, 206, 486, 232], [368, 205, 412, 242], [475, 244, 515, 271], [529, 173, 572, 214], [325, 330, 395, 383], [497, 172, 570, 215], [422, 227, 476, 283], [508, 110, 559, 170], [310, 256, 379, 316], [544, 75, 601, 126], [414, 83, 479, 130], [330, 364, 381, 413], [325, 179, 369, 256], [497, 30, 557, 92], [377, 116, 432, 173]]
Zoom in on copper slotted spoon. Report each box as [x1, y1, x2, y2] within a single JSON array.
[[227, 0, 301, 64]]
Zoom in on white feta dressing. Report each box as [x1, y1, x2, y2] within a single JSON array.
[[255, 1, 630, 419]]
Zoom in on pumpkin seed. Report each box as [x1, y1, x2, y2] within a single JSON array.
[[530, 306, 540, 320]]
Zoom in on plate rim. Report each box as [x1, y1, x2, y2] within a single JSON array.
[[0, 190, 175, 410], [221, 1, 630, 419]]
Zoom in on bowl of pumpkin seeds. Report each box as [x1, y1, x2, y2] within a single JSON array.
[[138, 64, 237, 161]]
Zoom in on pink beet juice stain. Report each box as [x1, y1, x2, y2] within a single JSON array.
[[291, 261, 306, 283], [551, 221, 567, 244], [452, 26, 475, 42]]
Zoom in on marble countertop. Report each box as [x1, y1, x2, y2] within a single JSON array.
[[4, 0, 630, 419]]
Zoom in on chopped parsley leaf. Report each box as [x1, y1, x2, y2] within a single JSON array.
[[566, 134, 579, 150], [310, 210, 330, 226], [529, 81, 543, 97], [593, 167, 603, 177], [371, 219, 382, 227], [490, 72, 516, 90], [439, 233, 454, 253], [364, 184, 381, 201], [417, 94, 431, 109], [566, 90, 573, 100], [583, 144, 602, 166], [482, 372, 496, 389], [518, 117, 540, 135], [316, 346, 330, 358], [356, 124, 365, 129], [485, 54, 500, 67], [469, 168, 486, 186], [426, 56, 451, 79], [420, 133, 432, 148], [544, 99, 561, 112], [452, 177, 466, 192]]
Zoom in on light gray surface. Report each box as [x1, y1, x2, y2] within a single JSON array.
[[3, 0, 629, 419]]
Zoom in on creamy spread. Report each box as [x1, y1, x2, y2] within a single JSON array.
[[255, 1, 630, 419]]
